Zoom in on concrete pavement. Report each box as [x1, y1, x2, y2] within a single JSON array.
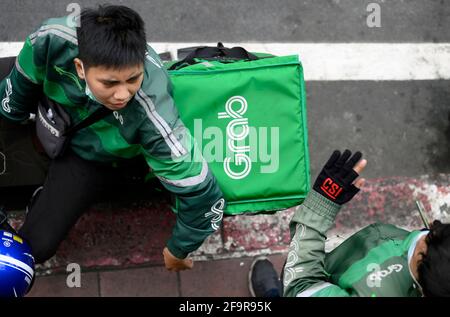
[[17, 174, 449, 297], [0, 0, 448, 297]]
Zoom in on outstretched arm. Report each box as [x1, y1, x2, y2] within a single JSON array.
[[138, 49, 225, 272], [283, 150, 366, 297]]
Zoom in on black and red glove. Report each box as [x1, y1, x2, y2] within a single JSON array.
[[313, 149, 362, 205]]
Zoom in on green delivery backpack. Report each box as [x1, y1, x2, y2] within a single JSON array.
[[166, 43, 310, 215]]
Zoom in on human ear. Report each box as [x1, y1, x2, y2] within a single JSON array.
[[73, 58, 85, 79]]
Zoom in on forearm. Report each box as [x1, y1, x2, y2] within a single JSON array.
[[166, 169, 225, 259], [283, 150, 365, 297], [283, 190, 341, 296], [0, 55, 42, 121], [142, 121, 226, 259]]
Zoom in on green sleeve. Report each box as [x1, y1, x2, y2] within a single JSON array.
[[138, 49, 226, 259], [0, 36, 45, 122], [283, 190, 351, 297], [142, 131, 225, 259]]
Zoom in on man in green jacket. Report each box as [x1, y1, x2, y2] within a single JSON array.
[[0, 5, 225, 272], [284, 149, 450, 297], [250, 150, 450, 297]]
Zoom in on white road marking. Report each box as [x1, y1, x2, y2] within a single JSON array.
[[1, 42, 449, 80]]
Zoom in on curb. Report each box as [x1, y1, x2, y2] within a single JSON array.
[[7, 174, 450, 275]]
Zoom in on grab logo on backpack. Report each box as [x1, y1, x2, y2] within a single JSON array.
[[218, 96, 252, 180], [366, 263, 403, 288]]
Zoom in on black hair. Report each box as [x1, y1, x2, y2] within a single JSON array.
[[418, 220, 450, 297], [76, 5, 147, 70]]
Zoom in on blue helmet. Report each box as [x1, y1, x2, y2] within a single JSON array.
[[0, 229, 35, 297]]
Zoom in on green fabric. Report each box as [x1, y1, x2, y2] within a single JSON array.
[[0, 16, 226, 259], [283, 190, 423, 297], [167, 54, 310, 215]]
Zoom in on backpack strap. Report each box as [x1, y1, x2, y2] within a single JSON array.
[[168, 42, 259, 70]]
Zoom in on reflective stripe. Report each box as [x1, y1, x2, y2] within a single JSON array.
[[157, 159, 208, 187], [15, 57, 37, 84], [30, 24, 77, 41], [0, 254, 34, 278], [0, 260, 33, 281], [37, 107, 61, 137], [30, 29, 77, 45], [138, 90, 187, 156], [135, 89, 187, 157], [145, 52, 163, 68], [296, 282, 334, 297]]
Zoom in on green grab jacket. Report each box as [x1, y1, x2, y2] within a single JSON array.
[[0, 16, 225, 259], [283, 190, 426, 297]]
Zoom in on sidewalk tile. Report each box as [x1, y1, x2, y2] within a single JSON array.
[[267, 253, 287, 276], [99, 266, 179, 297], [222, 212, 292, 253], [192, 230, 224, 257], [26, 272, 99, 297], [51, 200, 175, 270], [179, 257, 256, 297]]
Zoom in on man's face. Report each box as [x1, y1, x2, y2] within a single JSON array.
[[75, 58, 144, 111]]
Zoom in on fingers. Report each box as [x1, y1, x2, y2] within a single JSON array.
[[324, 150, 341, 169], [354, 178, 365, 189], [352, 159, 367, 189], [338, 151, 367, 184], [353, 159, 367, 174], [345, 151, 362, 170], [163, 247, 194, 272], [334, 149, 352, 169], [168, 259, 194, 272], [185, 258, 194, 269]]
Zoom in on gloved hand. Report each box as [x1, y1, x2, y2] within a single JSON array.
[[313, 149, 365, 205]]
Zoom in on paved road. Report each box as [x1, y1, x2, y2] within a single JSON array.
[[1, 0, 448, 180], [1, 0, 449, 42]]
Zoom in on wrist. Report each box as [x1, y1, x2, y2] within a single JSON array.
[[292, 190, 342, 235], [291, 190, 341, 236], [166, 239, 188, 259], [303, 190, 342, 222]]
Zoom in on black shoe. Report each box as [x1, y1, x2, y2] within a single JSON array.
[[248, 256, 282, 297]]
